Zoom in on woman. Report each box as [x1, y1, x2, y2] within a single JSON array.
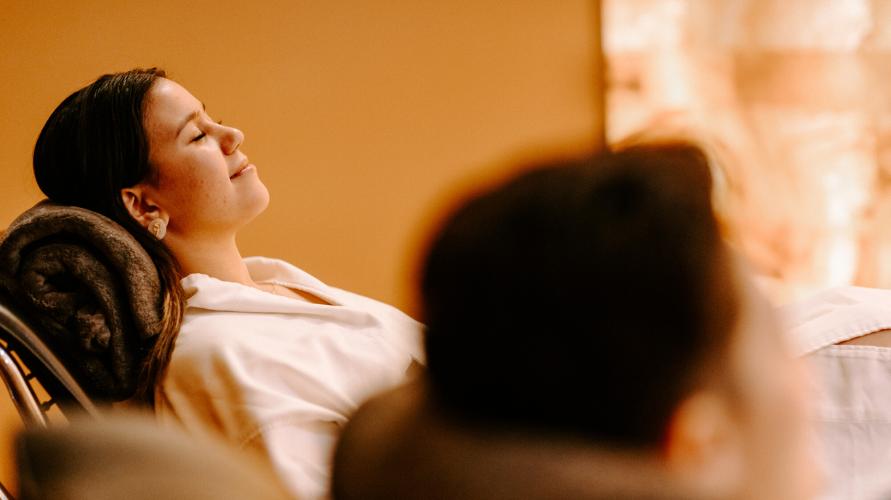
[[33, 68, 424, 499]]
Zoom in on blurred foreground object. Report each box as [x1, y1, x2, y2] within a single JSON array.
[[335, 144, 817, 500], [15, 415, 291, 500], [333, 382, 698, 500]]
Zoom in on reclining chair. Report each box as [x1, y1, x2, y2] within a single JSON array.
[[0, 292, 100, 500], [0, 292, 294, 500], [0, 202, 167, 499]]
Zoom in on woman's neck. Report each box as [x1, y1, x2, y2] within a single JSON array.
[[165, 233, 255, 286]]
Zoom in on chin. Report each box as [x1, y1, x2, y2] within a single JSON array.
[[248, 182, 271, 218]]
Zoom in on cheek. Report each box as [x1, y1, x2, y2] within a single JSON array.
[[737, 355, 814, 483], [727, 330, 805, 453], [739, 352, 804, 434], [159, 165, 203, 203], [156, 158, 230, 218]]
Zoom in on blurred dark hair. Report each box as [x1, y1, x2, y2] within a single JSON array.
[[33, 68, 184, 405], [420, 143, 739, 447]]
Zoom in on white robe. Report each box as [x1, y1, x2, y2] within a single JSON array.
[[783, 286, 891, 500], [156, 256, 425, 499]]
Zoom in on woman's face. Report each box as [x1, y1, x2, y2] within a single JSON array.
[[140, 78, 269, 241]]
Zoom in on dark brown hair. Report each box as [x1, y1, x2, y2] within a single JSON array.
[[33, 68, 184, 405], [421, 143, 739, 446]]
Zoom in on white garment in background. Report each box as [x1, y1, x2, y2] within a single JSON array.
[[156, 256, 425, 500], [783, 286, 891, 500]]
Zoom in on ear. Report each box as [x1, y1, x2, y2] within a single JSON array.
[[661, 391, 744, 496], [120, 185, 167, 229]]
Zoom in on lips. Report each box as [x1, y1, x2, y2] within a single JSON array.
[[230, 160, 254, 179]]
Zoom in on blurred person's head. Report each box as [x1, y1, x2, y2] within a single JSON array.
[[32, 69, 269, 402], [420, 143, 816, 499]]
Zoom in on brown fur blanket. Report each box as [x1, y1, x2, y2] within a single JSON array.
[[0, 201, 162, 401]]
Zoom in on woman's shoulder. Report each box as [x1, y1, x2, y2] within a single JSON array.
[[175, 256, 425, 363], [168, 310, 256, 370], [173, 305, 418, 369]]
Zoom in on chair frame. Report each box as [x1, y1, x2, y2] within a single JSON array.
[[0, 298, 102, 500], [0, 343, 46, 428], [0, 299, 100, 424]]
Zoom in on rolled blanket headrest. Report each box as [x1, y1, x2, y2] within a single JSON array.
[[0, 201, 163, 401]]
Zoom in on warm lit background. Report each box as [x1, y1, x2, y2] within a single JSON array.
[[0, 0, 601, 488], [603, 0, 891, 303]]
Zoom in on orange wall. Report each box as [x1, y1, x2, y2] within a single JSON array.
[[0, 0, 599, 490]]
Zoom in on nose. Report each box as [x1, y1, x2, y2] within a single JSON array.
[[219, 124, 245, 155]]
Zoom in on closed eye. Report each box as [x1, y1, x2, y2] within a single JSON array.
[[190, 119, 223, 143]]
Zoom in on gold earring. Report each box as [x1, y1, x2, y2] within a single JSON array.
[[148, 219, 167, 240]]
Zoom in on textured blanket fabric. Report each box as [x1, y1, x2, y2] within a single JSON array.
[[0, 201, 162, 401]]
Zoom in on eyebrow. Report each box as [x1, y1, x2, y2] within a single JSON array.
[[175, 102, 207, 137]]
